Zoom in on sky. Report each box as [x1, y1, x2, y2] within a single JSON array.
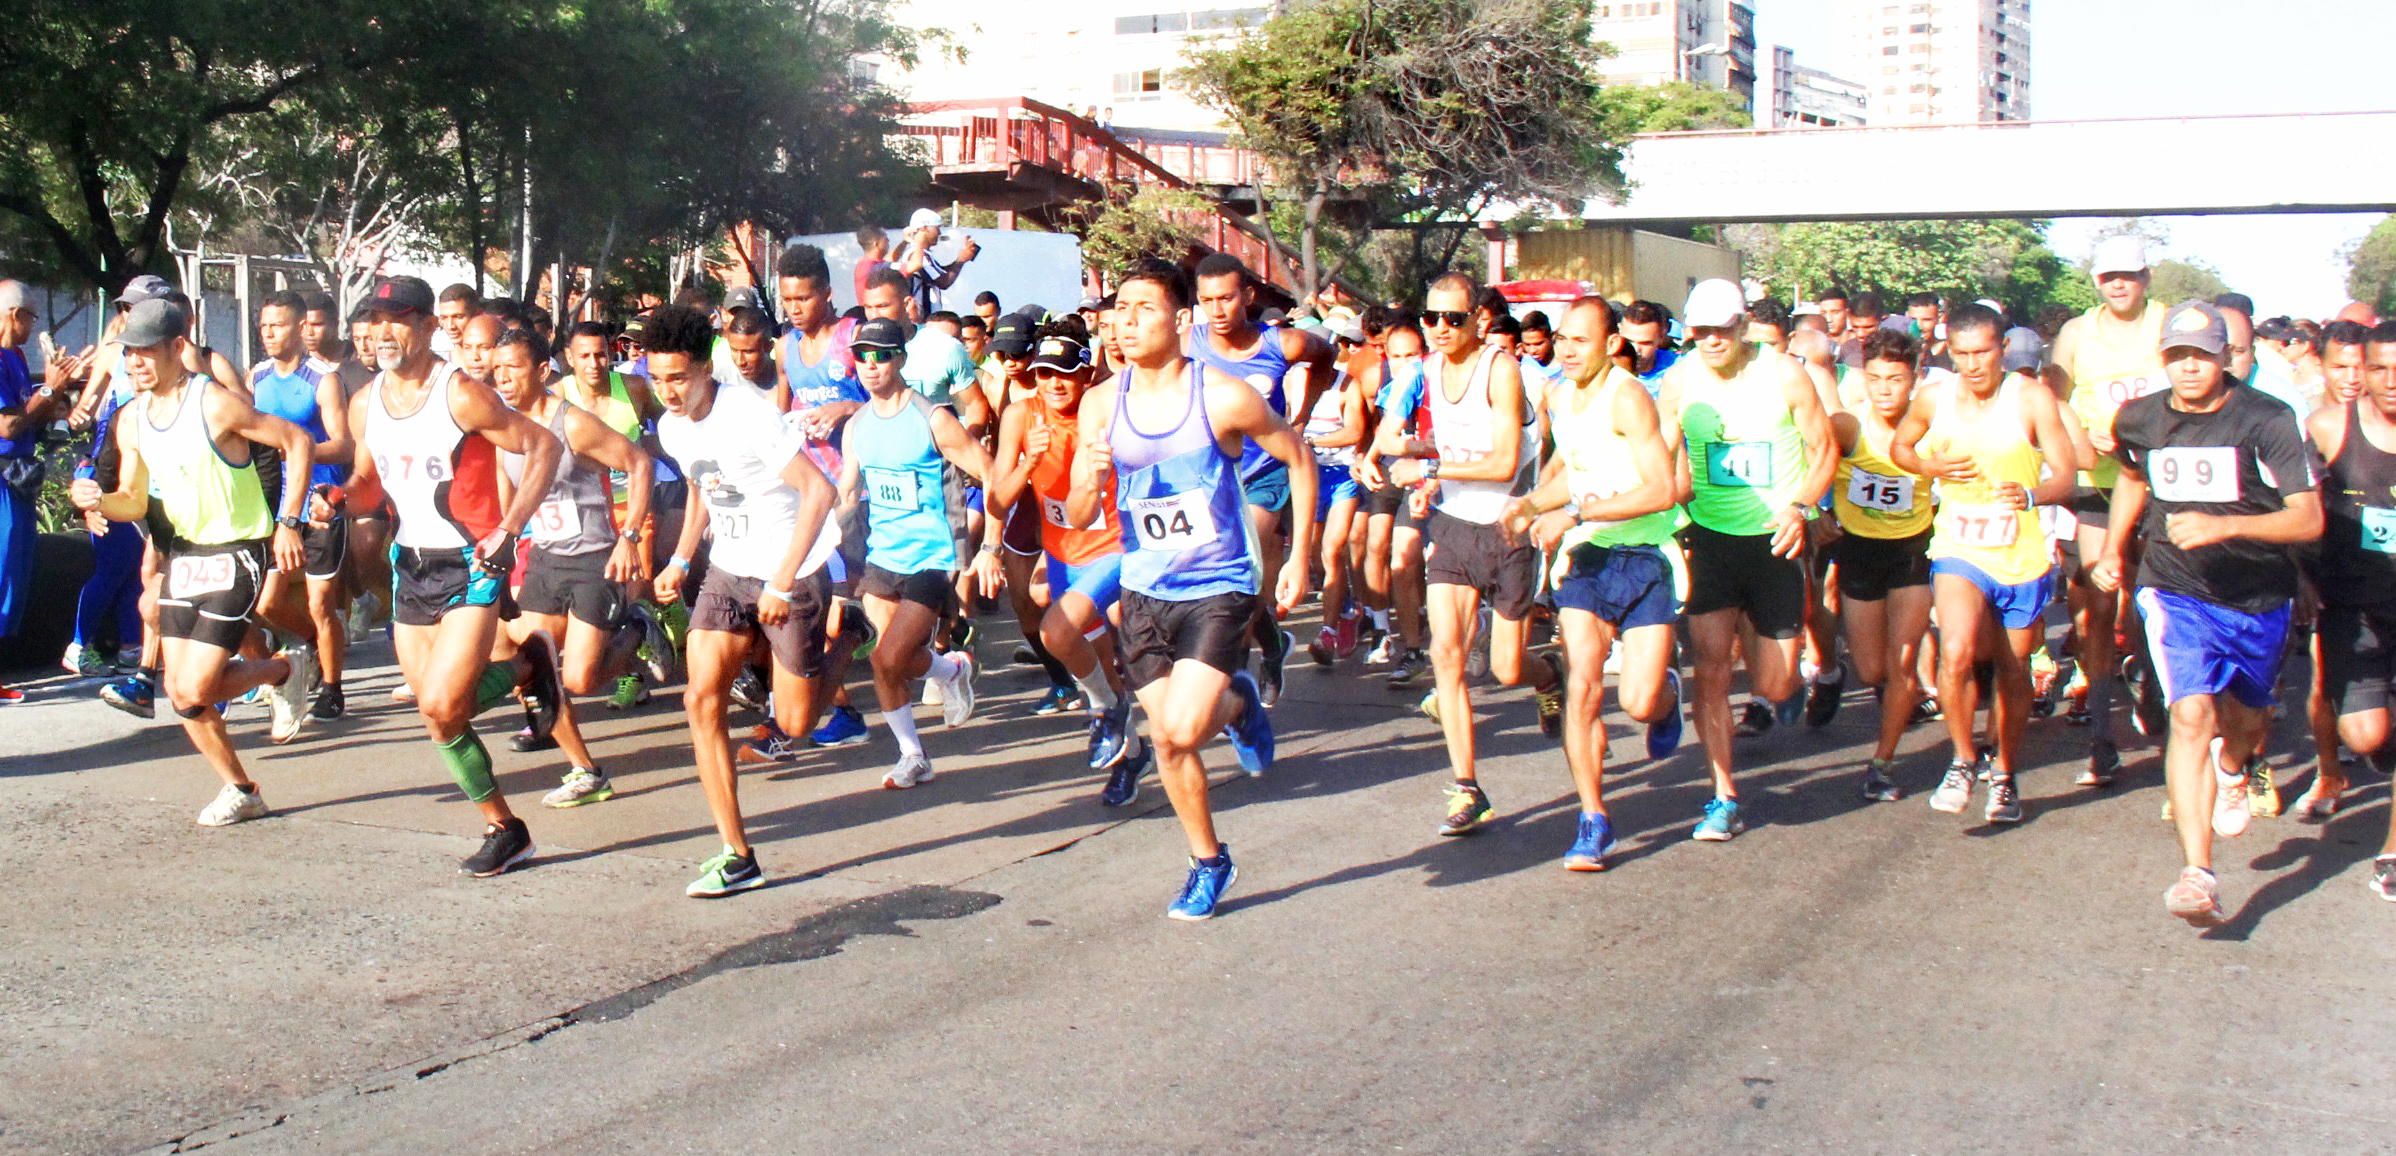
[[1750, 0, 2391, 316]]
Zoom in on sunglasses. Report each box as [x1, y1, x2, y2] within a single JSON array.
[[1419, 310, 1471, 329], [853, 348, 899, 363]]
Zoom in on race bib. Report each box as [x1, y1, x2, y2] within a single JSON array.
[[527, 498, 578, 544], [713, 511, 752, 541], [1127, 489, 1216, 552], [1844, 469, 1916, 513], [1945, 506, 2020, 549], [864, 466, 922, 511], [2362, 507, 2396, 554], [2100, 372, 2166, 407], [2148, 446, 2239, 504], [1041, 493, 1104, 531], [1706, 441, 1774, 488], [170, 552, 237, 598]]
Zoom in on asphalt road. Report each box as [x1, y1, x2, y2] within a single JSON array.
[[4, 621, 2392, 1155]]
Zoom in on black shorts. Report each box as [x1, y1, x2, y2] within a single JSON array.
[[1121, 589, 1256, 689], [833, 503, 869, 596], [2320, 603, 2396, 716], [1424, 511, 1540, 620], [393, 546, 514, 627], [858, 562, 951, 610], [1001, 494, 1043, 556], [518, 547, 623, 628], [1831, 528, 1932, 602], [159, 540, 266, 650], [691, 566, 831, 678], [1367, 479, 1431, 532], [2070, 488, 2110, 534], [299, 510, 348, 580], [1681, 522, 1806, 639]]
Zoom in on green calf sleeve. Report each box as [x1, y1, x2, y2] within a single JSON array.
[[437, 729, 498, 802], [473, 660, 518, 712]]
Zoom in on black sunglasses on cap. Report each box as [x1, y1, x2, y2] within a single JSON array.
[[1419, 310, 1471, 329]]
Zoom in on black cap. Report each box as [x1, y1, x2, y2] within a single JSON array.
[[1027, 333, 1090, 373], [351, 276, 436, 322], [989, 315, 1037, 357], [851, 317, 907, 352], [117, 299, 189, 348], [116, 274, 175, 306], [621, 311, 653, 346]]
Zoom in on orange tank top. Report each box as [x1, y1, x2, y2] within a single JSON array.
[[1027, 394, 1122, 566]]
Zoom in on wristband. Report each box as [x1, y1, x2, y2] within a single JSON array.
[[666, 555, 690, 571], [762, 586, 793, 604]]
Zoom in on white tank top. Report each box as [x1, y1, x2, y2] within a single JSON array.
[[1425, 345, 1533, 524], [368, 363, 493, 551], [1303, 372, 1354, 467]]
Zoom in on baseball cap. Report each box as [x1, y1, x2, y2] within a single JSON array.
[[621, 310, 653, 347], [723, 285, 762, 311], [1027, 332, 1090, 373], [1682, 279, 1748, 329], [988, 314, 1038, 358], [116, 274, 175, 305], [351, 276, 436, 321], [2090, 236, 2149, 278], [906, 208, 944, 231], [117, 298, 189, 348], [1331, 316, 1366, 343], [2157, 299, 2229, 356], [2002, 326, 2048, 373], [1077, 296, 1105, 314], [851, 317, 907, 352]]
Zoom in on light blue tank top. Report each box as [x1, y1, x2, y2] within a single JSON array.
[[1110, 363, 1257, 600], [845, 391, 957, 575], [1188, 322, 1289, 484], [248, 360, 341, 487]]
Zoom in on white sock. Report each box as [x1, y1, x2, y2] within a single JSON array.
[[884, 703, 924, 759], [925, 650, 964, 685], [1075, 670, 1117, 713], [1371, 608, 1390, 630]]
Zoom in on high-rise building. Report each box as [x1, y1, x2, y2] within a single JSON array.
[[1761, 46, 1869, 129], [881, 0, 1271, 132], [1590, 1, 1758, 112], [1833, 0, 2031, 125]]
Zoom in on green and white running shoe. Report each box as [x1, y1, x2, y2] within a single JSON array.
[[543, 767, 615, 808], [687, 846, 765, 897]]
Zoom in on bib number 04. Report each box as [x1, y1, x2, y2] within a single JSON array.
[[1127, 490, 1216, 552]]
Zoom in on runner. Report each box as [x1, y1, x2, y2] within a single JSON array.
[[1066, 264, 1316, 920], [1187, 253, 1337, 706], [1356, 322, 1432, 682], [1299, 319, 1370, 667], [2300, 325, 2396, 866], [303, 290, 388, 641], [558, 320, 676, 707], [2089, 300, 2320, 925], [1891, 305, 2077, 822], [838, 317, 1000, 789], [333, 276, 569, 877], [980, 311, 1086, 715], [1659, 279, 1836, 842], [245, 290, 356, 719], [1503, 297, 1684, 868], [649, 304, 841, 896], [68, 298, 321, 823], [1384, 271, 1563, 836], [434, 284, 482, 358], [1830, 327, 1937, 801]]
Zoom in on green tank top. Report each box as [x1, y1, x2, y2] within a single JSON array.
[[1675, 346, 1808, 536], [137, 376, 274, 546]]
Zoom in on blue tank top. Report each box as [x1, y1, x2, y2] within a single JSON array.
[[845, 391, 957, 575], [248, 359, 342, 487], [1188, 322, 1289, 484], [781, 320, 868, 476], [1110, 363, 1257, 600]]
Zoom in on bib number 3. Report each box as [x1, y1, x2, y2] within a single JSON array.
[[1127, 490, 1216, 552]]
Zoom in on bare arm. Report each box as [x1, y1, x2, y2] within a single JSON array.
[[1280, 328, 1338, 448], [562, 405, 655, 583], [73, 415, 151, 524], [989, 400, 1036, 513], [204, 383, 314, 572], [928, 400, 996, 489], [311, 370, 354, 469], [2018, 378, 2080, 507], [1209, 368, 1315, 611], [1064, 381, 1117, 530], [452, 377, 561, 538], [766, 452, 837, 599]]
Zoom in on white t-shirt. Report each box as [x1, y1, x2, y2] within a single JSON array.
[[657, 377, 839, 581]]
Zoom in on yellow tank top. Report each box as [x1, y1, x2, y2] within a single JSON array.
[[2065, 303, 2166, 489], [1831, 414, 1933, 539], [1926, 374, 2050, 584]]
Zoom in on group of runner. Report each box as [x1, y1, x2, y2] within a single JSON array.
[[41, 228, 2396, 926]]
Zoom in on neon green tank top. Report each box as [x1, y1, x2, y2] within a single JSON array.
[[566, 371, 644, 503], [1676, 346, 1808, 536], [2065, 302, 2166, 490], [1555, 364, 1683, 549], [137, 376, 273, 546]]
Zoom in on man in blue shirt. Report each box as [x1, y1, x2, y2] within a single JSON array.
[[0, 280, 90, 703]]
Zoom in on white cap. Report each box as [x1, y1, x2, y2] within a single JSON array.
[[1683, 278, 1747, 329], [0, 281, 25, 313], [907, 208, 944, 231], [1791, 301, 1822, 317], [2090, 236, 2149, 277]]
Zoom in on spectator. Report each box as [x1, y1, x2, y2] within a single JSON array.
[[854, 225, 892, 304], [894, 208, 978, 319], [0, 281, 86, 702]]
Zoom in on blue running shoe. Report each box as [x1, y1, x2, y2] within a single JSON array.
[[1773, 691, 1803, 729], [808, 705, 870, 748], [1563, 811, 1617, 871], [1647, 668, 1683, 760], [1032, 684, 1085, 717], [1223, 670, 1273, 776], [1088, 695, 1133, 770], [1166, 845, 1237, 921], [101, 674, 155, 719], [1693, 796, 1745, 842], [1101, 738, 1149, 807]]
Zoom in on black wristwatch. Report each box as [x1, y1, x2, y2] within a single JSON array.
[[277, 514, 305, 531]]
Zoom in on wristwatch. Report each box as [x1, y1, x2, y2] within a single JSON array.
[[619, 528, 642, 543], [277, 514, 305, 531]]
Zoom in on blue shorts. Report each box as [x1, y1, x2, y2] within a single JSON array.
[[964, 485, 985, 515], [1555, 541, 1679, 630], [2135, 587, 2289, 710], [1930, 556, 2055, 630], [1315, 463, 1361, 519], [1046, 552, 1125, 616], [1242, 462, 1290, 513]]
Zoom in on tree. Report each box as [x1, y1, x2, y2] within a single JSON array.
[[1059, 186, 1218, 282], [2345, 214, 2396, 317], [1593, 81, 1754, 138], [1734, 218, 2098, 316], [2147, 258, 2231, 307]]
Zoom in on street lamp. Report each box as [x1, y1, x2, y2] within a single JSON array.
[[1679, 41, 1728, 84]]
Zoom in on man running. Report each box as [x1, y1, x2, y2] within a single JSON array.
[[334, 276, 568, 878], [246, 291, 355, 718], [2090, 300, 2320, 926], [69, 298, 321, 824], [1504, 296, 1684, 869], [1659, 279, 1836, 842], [1355, 322, 1433, 682], [1830, 327, 1937, 801], [1067, 265, 1315, 921]]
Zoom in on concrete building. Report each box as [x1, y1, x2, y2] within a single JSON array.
[[1833, 0, 2031, 125], [881, 0, 1269, 133], [1591, 1, 1759, 111], [1761, 46, 1869, 128]]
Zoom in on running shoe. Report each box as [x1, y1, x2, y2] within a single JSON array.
[[1011, 642, 1039, 666], [729, 667, 767, 711], [1364, 631, 1396, 666], [948, 616, 977, 654], [1646, 669, 1684, 760], [1334, 611, 1360, 659], [608, 672, 649, 709], [1984, 776, 2024, 824], [390, 682, 416, 704], [2164, 866, 2224, 926], [936, 653, 977, 728], [1861, 758, 1902, 802], [2249, 759, 2281, 820], [1418, 690, 1441, 724], [921, 673, 945, 707], [2211, 739, 2252, 838], [267, 646, 320, 745], [809, 705, 870, 748], [196, 782, 269, 827], [1929, 759, 1976, 814], [687, 846, 765, 898], [1100, 738, 1149, 807], [517, 632, 564, 746], [629, 602, 678, 684], [509, 719, 559, 753], [113, 647, 144, 673], [1166, 846, 1237, 922], [2028, 648, 2059, 718], [1974, 743, 1995, 782], [1734, 700, 1774, 738], [1438, 781, 1493, 836], [1562, 811, 1616, 871], [2062, 668, 2091, 726], [1259, 628, 1292, 707], [658, 598, 690, 654], [1385, 648, 1430, 687], [1692, 796, 1744, 842], [740, 721, 803, 764], [61, 643, 111, 677], [461, 819, 536, 877], [2372, 855, 2396, 902], [1031, 685, 1084, 716], [844, 603, 876, 660], [543, 767, 614, 808], [1773, 691, 1803, 729], [1308, 625, 1338, 667], [2123, 655, 2165, 738], [1464, 607, 1492, 681], [1088, 696, 1134, 770], [0, 684, 24, 707], [1223, 669, 1273, 775], [1535, 652, 1565, 739], [100, 674, 152, 717], [2290, 781, 2342, 823], [882, 752, 936, 789], [1911, 695, 1943, 725], [1804, 662, 1845, 728], [309, 683, 345, 720], [346, 593, 378, 643], [2076, 739, 2121, 788]]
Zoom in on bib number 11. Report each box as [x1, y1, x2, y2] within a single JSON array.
[[1706, 441, 1774, 488]]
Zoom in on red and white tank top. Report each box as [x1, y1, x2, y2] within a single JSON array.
[[368, 363, 503, 550]]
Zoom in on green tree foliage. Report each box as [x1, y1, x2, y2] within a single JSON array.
[[2344, 214, 2396, 317], [2147, 258, 2231, 307], [1593, 81, 1755, 137], [1059, 186, 1218, 281], [1742, 218, 2094, 314]]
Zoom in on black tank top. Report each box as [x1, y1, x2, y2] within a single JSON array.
[[2317, 401, 2396, 610]]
